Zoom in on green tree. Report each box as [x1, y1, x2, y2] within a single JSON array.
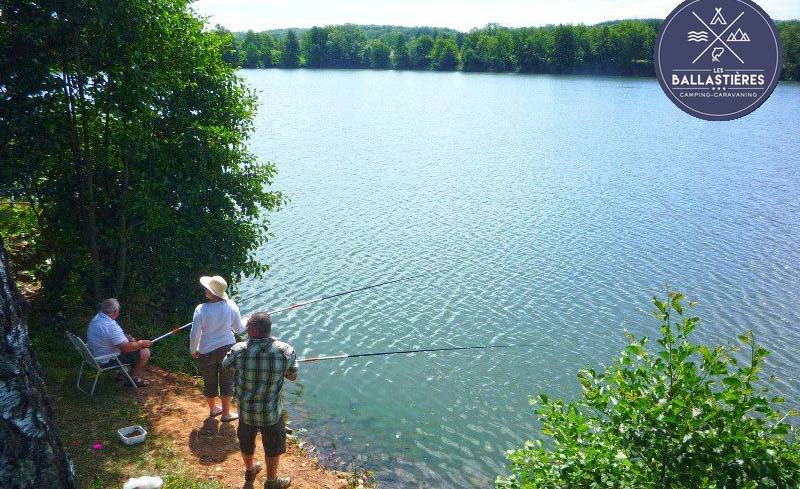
[[461, 31, 488, 71], [391, 32, 411, 69], [302, 26, 329, 68], [409, 34, 434, 70], [257, 32, 277, 67], [281, 29, 300, 68], [0, 0, 284, 313], [365, 39, 391, 69], [609, 20, 657, 75], [550, 25, 577, 73], [212, 25, 240, 67], [241, 30, 263, 68], [325, 25, 367, 68], [431, 36, 459, 71], [515, 28, 552, 73], [498, 293, 800, 488], [585, 25, 614, 72]]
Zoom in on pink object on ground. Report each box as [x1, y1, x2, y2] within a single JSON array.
[[93, 443, 103, 450]]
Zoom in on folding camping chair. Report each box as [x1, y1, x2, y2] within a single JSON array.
[[66, 331, 138, 394]]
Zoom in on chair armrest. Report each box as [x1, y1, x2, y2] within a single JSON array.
[[93, 352, 120, 362]]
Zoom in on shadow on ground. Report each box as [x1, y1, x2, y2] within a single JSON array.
[[189, 417, 240, 464]]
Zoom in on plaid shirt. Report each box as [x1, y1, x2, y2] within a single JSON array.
[[222, 337, 298, 426]]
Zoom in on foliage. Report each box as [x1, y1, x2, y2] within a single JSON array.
[[778, 22, 800, 81], [280, 30, 300, 68], [391, 33, 412, 70], [364, 39, 391, 69], [498, 292, 800, 488], [219, 20, 800, 79], [0, 0, 285, 316], [431, 36, 459, 71], [409, 34, 435, 70], [211, 25, 242, 68]]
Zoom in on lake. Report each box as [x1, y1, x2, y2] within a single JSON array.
[[237, 69, 800, 488]]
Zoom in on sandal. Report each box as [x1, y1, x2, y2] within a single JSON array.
[[221, 413, 239, 422], [245, 462, 263, 482], [209, 406, 223, 417]]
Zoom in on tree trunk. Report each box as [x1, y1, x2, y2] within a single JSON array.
[[72, 32, 102, 305], [0, 237, 77, 488], [114, 152, 130, 297]]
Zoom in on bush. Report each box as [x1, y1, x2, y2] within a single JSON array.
[[498, 292, 800, 488]]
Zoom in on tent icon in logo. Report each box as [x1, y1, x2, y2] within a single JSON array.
[[727, 28, 751, 42], [710, 8, 727, 25]]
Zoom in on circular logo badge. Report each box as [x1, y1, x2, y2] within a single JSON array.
[[654, 0, 783, 121]]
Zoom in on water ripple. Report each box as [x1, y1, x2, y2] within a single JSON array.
[[239, 70, 800, 488]]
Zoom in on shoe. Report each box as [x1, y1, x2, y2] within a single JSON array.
[[245, 462, 262, 482], [209, 406, 223, 417], [221, 412, 239, 422], [264, 476, 291, 489]]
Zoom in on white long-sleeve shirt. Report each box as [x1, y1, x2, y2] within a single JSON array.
[[189, 299, 246, 355]]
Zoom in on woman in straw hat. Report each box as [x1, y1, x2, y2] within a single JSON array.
[[190, 275, 246, 421]]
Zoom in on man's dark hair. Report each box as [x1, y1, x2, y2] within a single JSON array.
[[248, 312, 272, 338]]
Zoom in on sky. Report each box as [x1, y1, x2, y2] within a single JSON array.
[[192, 0, 800, 32]]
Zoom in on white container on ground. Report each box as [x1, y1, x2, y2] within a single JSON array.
[[122, 476, 163, 489], [117, 425, 147, 446]]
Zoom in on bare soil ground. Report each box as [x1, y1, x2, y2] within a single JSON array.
[[136, 365, 350, 489]]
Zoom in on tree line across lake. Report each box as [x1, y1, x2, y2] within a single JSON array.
[[214, 21, 800, 80]]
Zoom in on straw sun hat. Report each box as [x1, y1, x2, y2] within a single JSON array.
[[200, 275, 229, 300]]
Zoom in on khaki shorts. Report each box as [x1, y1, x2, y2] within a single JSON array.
[[198, 344, 234, 397]]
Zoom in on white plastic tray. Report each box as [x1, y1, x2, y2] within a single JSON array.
[[118, 425, 147, 446]]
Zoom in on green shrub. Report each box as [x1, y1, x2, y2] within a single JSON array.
[[498, 292, 800, 488]]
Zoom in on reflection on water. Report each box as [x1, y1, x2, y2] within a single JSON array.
[[238, 69, 800, 488]]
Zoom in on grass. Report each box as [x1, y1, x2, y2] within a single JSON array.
[[30, 310, 222, 489]]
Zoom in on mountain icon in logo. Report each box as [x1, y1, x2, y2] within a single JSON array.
[[727, 28, 751, 41]]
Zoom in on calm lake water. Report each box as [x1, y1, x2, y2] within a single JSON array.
[[237, 69, 800, 488]]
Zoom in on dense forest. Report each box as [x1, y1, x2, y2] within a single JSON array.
[[212, 21, 800, 80]]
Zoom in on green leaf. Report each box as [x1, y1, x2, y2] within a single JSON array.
[[722, 377, 741, 388]]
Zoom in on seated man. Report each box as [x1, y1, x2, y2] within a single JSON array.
[[223, 312, 298, 489], [87, 298, 151, 386]]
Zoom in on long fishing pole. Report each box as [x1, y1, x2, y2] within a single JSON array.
[[150, 272, 429, 344], [151, 322, 192, 343], [299, 343, 536, 363], [237, 285, 277, 304], [266, 272, 429, 316]]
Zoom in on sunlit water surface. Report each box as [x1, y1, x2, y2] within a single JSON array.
[[237, 69, 800, 488]]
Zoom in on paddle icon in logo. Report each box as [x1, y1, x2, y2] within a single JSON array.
[[654, 0, 783, 121]]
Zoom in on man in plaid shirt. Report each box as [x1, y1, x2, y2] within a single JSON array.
[[223, 312, 298, 489]]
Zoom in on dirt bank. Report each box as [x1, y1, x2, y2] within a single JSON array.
[[135, 365, 351, 489]]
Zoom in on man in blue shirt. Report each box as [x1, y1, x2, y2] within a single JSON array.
[[87, 298, 151, 386]]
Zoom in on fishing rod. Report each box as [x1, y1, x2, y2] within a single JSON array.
[[299, 343, 536, 363], [150, 272, 429, 344], [151, 321, 193, 343], [266, 272, 430, 316], [237, 285, 277, 304]]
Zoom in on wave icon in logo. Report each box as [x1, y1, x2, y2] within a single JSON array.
[[687, 30, 709, 41]]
